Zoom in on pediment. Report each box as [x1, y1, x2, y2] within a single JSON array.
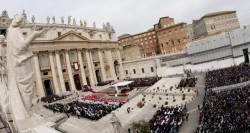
[[53, 30, 89, 42]]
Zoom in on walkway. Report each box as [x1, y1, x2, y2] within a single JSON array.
[[179, 73, 206, 133]]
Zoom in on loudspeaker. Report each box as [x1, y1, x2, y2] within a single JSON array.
[[243, 48, 249, 63]]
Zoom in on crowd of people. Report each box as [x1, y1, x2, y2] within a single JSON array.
[[178, 77, 197, 88], [44, 100, 121, 120], [205, 63, 250, 89], [97, 80, 114, 86], [149, 106, 186, 133], [41, 94, 65, 103], [82, 95, 128, 105], [127, 77, 160, 87], [196, 86, 250, 133]]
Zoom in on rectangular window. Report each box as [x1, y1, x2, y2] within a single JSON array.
[[151, 67, 154, 72], [43, 72, 48, 75], [133, 69, 136, 74], [142, 68, 145, 73], [23, 32, 27, 36], [58, 32, 61, 36], [126, 70, 128, 74], [177, 39, 180, 43]]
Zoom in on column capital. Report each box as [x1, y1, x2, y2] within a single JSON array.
[[33, 51, 39, 55], [77, 48, 84, 52], [55, 49, 61, 54], [48, 50, 55, 54]]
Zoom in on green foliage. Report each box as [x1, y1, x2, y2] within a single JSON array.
[[165, 101, 168, 105], [173, 99, 176, 102], [130, 120, 151, 133], [153, 104, 157, 108]]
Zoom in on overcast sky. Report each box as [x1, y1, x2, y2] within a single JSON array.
[[0, 0, 249, 36]]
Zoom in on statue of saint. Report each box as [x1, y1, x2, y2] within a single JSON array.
[[93, 22, 96, 29], [31, 15, 35, 23], [103, 23, 106, 30], [7, 14, 48, 128], [84, 20, 87, 28], [110, 111, 123, 133], [46, 16, 50, 24], [61, 16, 64, 24], [80, 20, 83, 27], [0, 35, 8, 118], [52, 16, 55, 24], [68, 16, 71, 25], [73, 18, 76, 25]]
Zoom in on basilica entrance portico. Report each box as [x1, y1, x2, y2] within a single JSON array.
[[31, 30, 124, 97]]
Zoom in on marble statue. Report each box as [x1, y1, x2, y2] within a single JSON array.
[[93, 22, 96, 29], [106, 22, 111, 29], [110, 111, 123, 133], [73, 18, 76, 25], [7, 14, 48, 130], [52, 16, 55, 24], [0, 35, 8, 118], [84, 20, 87, 28], [68, 16, 71, 25], [46, 16, 50, 24], [31, 15, 35, 23], [80, 20, 83, 27], [103, 23, 106, 30], [61, 16, 64, 24]]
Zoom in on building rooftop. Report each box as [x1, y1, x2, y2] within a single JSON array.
[[202, 10, 236, 18]]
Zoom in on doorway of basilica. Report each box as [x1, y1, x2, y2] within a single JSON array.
[[43, 80, 53, 96], [74, 74, 82, 90]]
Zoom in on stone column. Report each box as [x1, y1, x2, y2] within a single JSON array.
[[33, 52, 45, 97], [55, 50, 66, 92], [98, 50, 106, 81], [49, 51, 60, 94], [105, 49, 117, 80], [116, 49, 125, 79], [89, 51, 98, 84], [86, 50, 95, 87], [77, 49, 87, 85], [65, 50, 77, 91]]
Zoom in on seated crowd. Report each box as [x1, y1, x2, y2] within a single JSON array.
[[127, 77, 160, 87], [178, 77, 197, 88], [97, 80, 114, 86], [206, 63, 250, 89], [44, 100, 121, 120], [82, 95, 128, 105], [149, 106, 186, 133], [196, 86, 250, 133], [41, 94, 65, 103]]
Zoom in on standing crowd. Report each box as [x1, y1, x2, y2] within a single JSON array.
[[205, 63, 250, 89], [126, 77, 161, 87], [178, 77, 197, 88], [149, 106, 186, 133], [196, 86, 250, 133]]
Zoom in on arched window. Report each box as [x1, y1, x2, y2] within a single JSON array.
[[60, 54, 65, 65], [40, 55, 46, 67]]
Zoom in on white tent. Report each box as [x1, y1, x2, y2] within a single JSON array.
[[111, 81, 134, 96]]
